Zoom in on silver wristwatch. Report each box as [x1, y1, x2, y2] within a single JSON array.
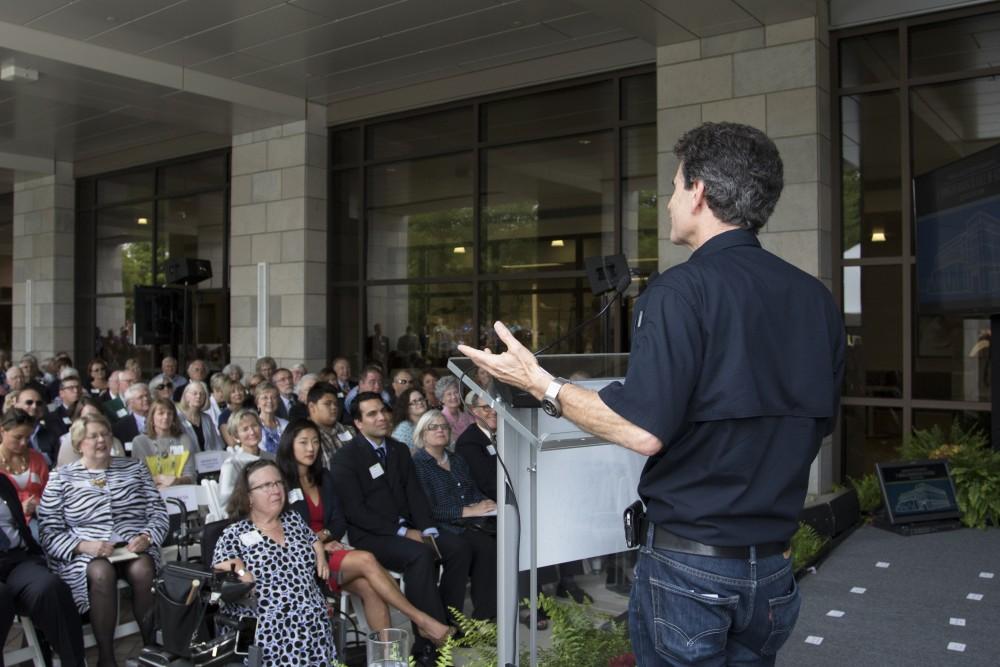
[[541, 377, 569, 418]]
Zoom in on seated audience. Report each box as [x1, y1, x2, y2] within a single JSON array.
[[159, 356, 186, 393], [5, 366, 25, 397], [0, 472, 85, 666], [216, 377, 248, 438], [391, 387, 428, 452], [212, 459, 336, 665], [174, 359, 208, 401], [207, 373, 226, 426], [103, 368, 135, 424], [271, 367, 296, 419], [276, 420, 453, 644], [288, 373, 318, 422], [222, 363, 244, 384], [131, 398, 197, 488], [255, 356, 277, 381], [421, 369, 442, 409], [342, 364, 393, 420], [14, 387, 60, 466], [331, 356, 356, 396], [246, 373, 265, 394], [178, 380, 224, 452], [331, 392, 472, 660], [218, 409, 273, 508], [57, 397, 126, 467], [390, 369, 416, 400], [306, 382, 354, 469], [111, 383, 152, 450], [38, 414, 169, 666], [412, 410, 497, 619], [45, 375, 84, 438], [436, 376, 475, 440], [149, 377, 175, 403], [291, 363, 308, 386], [0, 409, 49, 535], [124, 357, 143, 383], [254, 382, 288, 455], [454, 390, 499, 501]]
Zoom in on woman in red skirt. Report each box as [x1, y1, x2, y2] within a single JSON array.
[[276, 419, 454, 646]]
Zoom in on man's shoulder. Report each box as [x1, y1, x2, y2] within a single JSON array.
[[455, 426, 487, 448]]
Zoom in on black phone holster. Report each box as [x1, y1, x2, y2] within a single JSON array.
[[623, 500, 645, 549]]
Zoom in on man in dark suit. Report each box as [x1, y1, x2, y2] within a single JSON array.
[[0, 474, 85, 665], [102, 368, 135, 424], [331, 392, 471, 664], [271, 367, 296, 420], [44, 376, 84, 438], [14, 388, 59, 467], [112, 383, 152, 450], [454, 390, 498, 502]]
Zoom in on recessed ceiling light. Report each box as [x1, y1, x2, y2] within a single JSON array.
[[871, 230, 886, 242], [137, 217, 148, 225], [453, 246, 466, 254], [551, 239, 564, 247]]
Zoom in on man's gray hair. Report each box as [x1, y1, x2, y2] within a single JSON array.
[[123, 383, 149, 404]]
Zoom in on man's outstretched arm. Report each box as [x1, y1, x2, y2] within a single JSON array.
[[457, 321, 662, 457]]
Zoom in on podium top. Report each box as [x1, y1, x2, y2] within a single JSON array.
[[447, 353, 629, 448]]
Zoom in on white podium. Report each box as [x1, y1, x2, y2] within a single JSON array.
[[449, 354, 646, 666]]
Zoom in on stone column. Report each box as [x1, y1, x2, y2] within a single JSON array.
[[12, 162, 74, 359], [229, 103, 328, 373], [655, 10, 835, 492]]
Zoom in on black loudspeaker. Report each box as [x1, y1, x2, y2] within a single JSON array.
[[829, 487, 860, 536], [799, 502, 835, 538], [165, 258, 212, 286]]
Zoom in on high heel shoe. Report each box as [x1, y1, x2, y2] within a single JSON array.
[[419, 624, 457, 647]]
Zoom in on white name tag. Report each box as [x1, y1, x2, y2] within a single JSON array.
[[338, 432, 352, 442], [369, 463, 384, 480], [288, 488, 304, 504], [169, 445, 185, 456], [239, 530, 263, 547], [486, 445, 497, 456], [71, 480, 94, 489], [195, 450, 228, 474], [116, 408, 128, 418], [62, 417, 72, 425], [124, 441, 133, 453]]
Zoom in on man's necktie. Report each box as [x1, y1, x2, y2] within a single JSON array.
[[0, 525, 11, 550], [376, 446, 387, 466]]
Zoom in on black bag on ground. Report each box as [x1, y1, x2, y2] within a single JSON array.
[[154, 561, 215, 657]]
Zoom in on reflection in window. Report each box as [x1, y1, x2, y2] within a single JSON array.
[[912, 409, 991, 440], [157, 193, 226, 289], [367, 108, 473, 161], [623, 125, 658, 276], [479, 278, 607, 355], [911, 77, 1000, 177], [96, 202, 155, 297], [367, 154, 474, 280], [366, 284, 473, 371], [843, 266, 903, 397], [483, 133, 614, 273], [842, 405, 902, 479], [839, 31, 898, 88], [914, 312, 991, 401], [484, 81, 616, 144], [841, 93, 901, 257], [910, 13, 1000, 78]]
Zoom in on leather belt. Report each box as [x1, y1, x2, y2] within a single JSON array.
[[642, 521, 788, 559]]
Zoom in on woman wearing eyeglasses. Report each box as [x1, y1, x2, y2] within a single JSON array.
[[38, 413, 168, 666], [411, 410, 497, 620], [390, 387, 428, 453], [212, 459, 337, 665], [0, 409, 49, 535], [275, 419, 454, 646]]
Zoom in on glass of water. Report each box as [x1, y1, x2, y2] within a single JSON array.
[[367, 627, 410, 667]]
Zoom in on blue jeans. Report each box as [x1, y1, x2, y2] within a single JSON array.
[[628, 529, 800, 666]]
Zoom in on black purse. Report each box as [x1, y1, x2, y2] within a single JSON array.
[[153, 561, 215, 657]]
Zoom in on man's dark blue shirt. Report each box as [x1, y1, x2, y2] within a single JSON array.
[[600, 229, 845, 546]]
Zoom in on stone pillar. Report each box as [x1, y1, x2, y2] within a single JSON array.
[[12, 162, 74, 360], [655, 10, 835, 492], [229, 103, 328, 373]]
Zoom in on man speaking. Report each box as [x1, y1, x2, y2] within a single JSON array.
[[459, 122, 844, 666]]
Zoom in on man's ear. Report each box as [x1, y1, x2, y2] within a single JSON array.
[[689, 179, 707, 213]]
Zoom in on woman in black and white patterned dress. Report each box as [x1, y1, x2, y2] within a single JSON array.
[[37, 413, 169, 667], [213, 459, 336, 666]]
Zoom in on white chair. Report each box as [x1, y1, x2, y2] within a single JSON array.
[[3, 615, 46, 667], [200, 479, 225, 523]]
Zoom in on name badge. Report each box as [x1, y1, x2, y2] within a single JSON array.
[[63, 417, 72, 425], [116, 408, 128, 418], [486, 445, 497, 456], [239, 530, 263, 547], [288, 488, 304, 504], [369, 463, 385, 480], [338, 432, 352, 442], [337, 392, 345, 399], [169, 445, 185, 456], [71, 480, 94, 489], [124, 441, 133, 453]]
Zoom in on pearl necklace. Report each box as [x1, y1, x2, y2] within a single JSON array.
[[0, 452, 27, 475]]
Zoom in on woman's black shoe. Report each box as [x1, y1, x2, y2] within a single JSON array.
[[556, 582, 593, 604]]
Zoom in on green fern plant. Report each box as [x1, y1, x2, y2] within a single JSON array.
[[847, 473, 882, 514], [790, 521, 827, 572]]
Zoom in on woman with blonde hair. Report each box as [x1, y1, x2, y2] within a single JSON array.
[[178, 380, 224, 452], [217, 408, 273, 509]]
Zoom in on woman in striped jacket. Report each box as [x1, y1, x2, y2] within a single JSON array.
[[37, 413, 169, 667]]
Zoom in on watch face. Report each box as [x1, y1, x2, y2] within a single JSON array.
[[541, 400, 558, 417]]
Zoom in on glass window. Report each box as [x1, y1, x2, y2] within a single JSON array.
[[914, 311, 991, 401], [366, 283, 473, 370], [95, 295, 149, 370], [841, 93, 902, 257], [156, 192, 227, 289], [910, 12, 1000, 78], [623, 125, 658, 276], [484, 81, 616, 144], [367, 154, 474, 280], [479, 278, 608, 355], [96, 202, 155, 296], [97, 169, 154, 206], [839, 31, 898, 88], [913, 409, 991, 445], [842, 405, 903, 479], [367, 108, 473, 161], [621, 73, 656, 123], [482, 133, 615, 273], [332, 128, 361, 166], [911, 77, 1000, 178], [158, 154, 226, 196], [843, 265, 903, 397], [192, 290, 229, 366], [329, 285, 362, 371], [331, 169, 361, 282]]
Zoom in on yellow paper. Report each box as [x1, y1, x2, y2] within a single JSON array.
[[145, 451, 189, 478]]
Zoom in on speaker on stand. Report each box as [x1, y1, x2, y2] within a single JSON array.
[[163, 258, 212, 369]]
